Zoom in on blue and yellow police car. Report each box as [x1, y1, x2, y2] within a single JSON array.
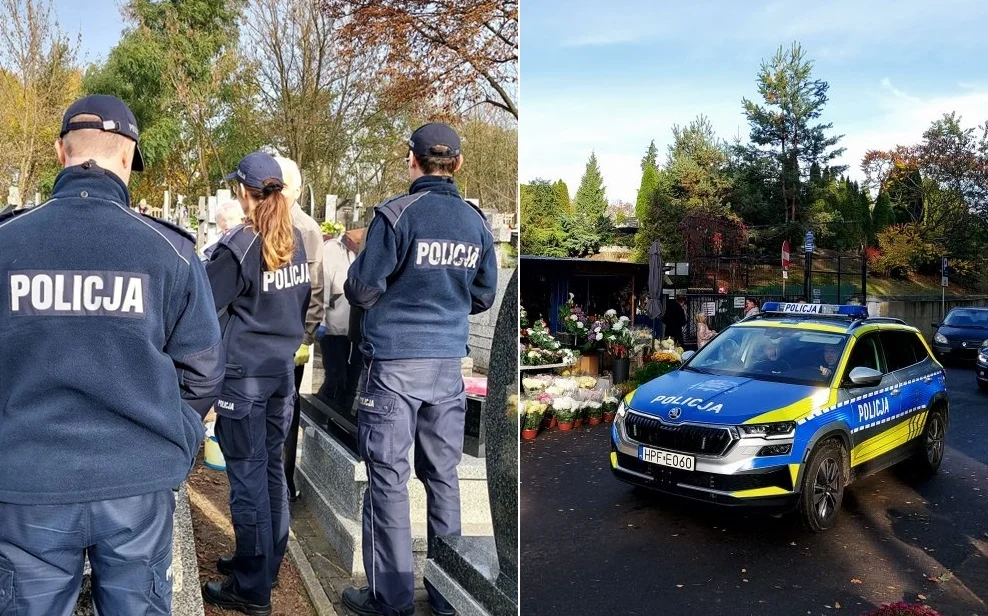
[[610, 302, 948, 531]]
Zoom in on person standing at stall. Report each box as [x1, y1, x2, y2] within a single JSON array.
[[201, 152, 311, 616]]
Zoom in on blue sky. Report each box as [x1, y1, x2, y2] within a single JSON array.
[[521, 0, 988, 203], [54, 0, 126, 65]]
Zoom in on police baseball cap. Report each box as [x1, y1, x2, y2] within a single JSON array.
[[60, 95, 145, 172], [224, 152, 283, 189], [408, 123, 461, 158]]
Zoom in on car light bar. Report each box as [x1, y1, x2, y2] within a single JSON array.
[[760, 302, 868, 319]]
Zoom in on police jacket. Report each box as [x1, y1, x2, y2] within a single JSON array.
[[344, 175, 498, 360], [0, 163, 224, 505], [206, 224, 311, 378]]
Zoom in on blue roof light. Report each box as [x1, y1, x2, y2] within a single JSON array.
[[761, 302, 869, 319]]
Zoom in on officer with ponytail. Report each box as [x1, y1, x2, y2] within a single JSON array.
[[201, 152, 311, 616]]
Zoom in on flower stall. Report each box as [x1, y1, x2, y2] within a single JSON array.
[[518, 335, 686, 442]]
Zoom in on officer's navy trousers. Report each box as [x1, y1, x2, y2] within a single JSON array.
[[215, 373, 295, 605], [0, 490, 176, 616], [358, 358, 464, 615]]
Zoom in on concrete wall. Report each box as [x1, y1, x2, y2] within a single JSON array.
[[468, 268, 515, 373], [867, 295, 988, 341]]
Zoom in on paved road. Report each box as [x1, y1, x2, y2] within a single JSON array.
[[521, 367, 988, 616]]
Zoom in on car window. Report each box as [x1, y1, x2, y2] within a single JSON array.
[[687, 325, 848, 386], [843, 333, 886, 380], [943, 309, 988, 327], [880, 331, 920, 372], [908, 332, 931, 363]]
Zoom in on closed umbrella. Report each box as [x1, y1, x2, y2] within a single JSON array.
[[647, 240, 665, 318]]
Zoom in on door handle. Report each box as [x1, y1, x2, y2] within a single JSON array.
[[923, 376, 933, 384]]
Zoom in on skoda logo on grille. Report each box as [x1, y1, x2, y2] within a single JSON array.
[[963, 341, 968, 347], [668, 408, 682, 420]]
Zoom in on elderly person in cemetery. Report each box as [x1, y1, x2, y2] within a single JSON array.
[[202, 199, 247, 260], [341, 123, 499, 616], [316, 227, 363, 416], [273, 155, 325, 503], [202, 152, 311, 615], [0, 94, 224, 616]]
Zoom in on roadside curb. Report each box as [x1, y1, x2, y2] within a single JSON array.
[[288, 535, 338, 616]]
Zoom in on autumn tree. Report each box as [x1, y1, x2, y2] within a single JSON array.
[[741, 42, 845, 223], [84, 0, 248, 202], [456, 108, 517, 212], [320, 0, 518, 119], [0, 0, 81, 202]]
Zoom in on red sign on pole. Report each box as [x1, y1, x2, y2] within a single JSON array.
[[782, 240, 791, 270]]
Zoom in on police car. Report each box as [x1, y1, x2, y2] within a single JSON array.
[[610, 302, 948, 531]]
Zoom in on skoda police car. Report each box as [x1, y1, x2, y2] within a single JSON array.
[[610, 302, 948, 531]]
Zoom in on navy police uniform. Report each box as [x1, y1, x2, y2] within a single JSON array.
[[343, 124, 498, 616], [0, 156, 224, 616], [203, 153, 311, 610]]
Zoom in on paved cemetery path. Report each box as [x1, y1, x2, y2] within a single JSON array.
[[521, 367, 988, 616]]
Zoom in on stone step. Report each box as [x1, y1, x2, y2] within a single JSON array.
[[298, 414, 492, 528], [296, 415, 493, 577]]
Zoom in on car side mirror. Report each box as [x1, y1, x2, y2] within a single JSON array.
[[847, 366, 883, 388], [681, 350, 696, 363]]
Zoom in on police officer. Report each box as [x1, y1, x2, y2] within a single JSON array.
[[341, 123, 499, 616], [0, 95, 224, 615], [201, 152, 311, 615]]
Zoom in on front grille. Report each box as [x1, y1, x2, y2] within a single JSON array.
[[624, 412, 734, 456], [616, 452, 793, 492]]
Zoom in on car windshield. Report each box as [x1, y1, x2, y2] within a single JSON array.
[[684, 325, 849, 387], [942, 309, 988, 328]]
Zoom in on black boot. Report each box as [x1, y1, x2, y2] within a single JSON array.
[[202, 577, 272, 616], [215, 556, 280, 588], [341, 586, 414, 616]]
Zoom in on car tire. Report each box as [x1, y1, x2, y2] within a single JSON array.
[[911, 406, 947, 478], [797, 439, 848, 533]]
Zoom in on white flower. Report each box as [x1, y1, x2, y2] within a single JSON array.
[[620, 316, 630, 322], [576, 321, 584, 329], [596, 332, 604, 340], [527, 351, 538, 358], [605, 309, 617, 317], [570, 314, 578, 321], [612, 322, 624, 331]]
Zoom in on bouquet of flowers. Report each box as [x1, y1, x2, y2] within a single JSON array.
[[601, 312, 636, 359], [584, 400, 603, 420], [550, 396, 577, 424], [522, 378, 547, 393], [320, 221, 346, 237], [577, 376, 597, 389], [601, 393, 620, 414], [520, 319, 579, 366], [558, 294, 589, 347], [522, 400, 547, 430]]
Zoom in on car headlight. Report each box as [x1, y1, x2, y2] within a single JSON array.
[[616, 399, 628, 420], [934, 333, 948, 345], [738, 421, 796, 440], [980, 352, 988, 364]]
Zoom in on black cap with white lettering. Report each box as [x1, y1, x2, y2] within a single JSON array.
[[60, 95, 145, 172], [408, 123, 461, 158]]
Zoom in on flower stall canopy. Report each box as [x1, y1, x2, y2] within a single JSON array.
[[520, 255, 661, 336]]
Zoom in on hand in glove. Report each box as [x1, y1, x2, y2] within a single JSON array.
[[295, 344, 310, 366], [316, 324, 327, 341]]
